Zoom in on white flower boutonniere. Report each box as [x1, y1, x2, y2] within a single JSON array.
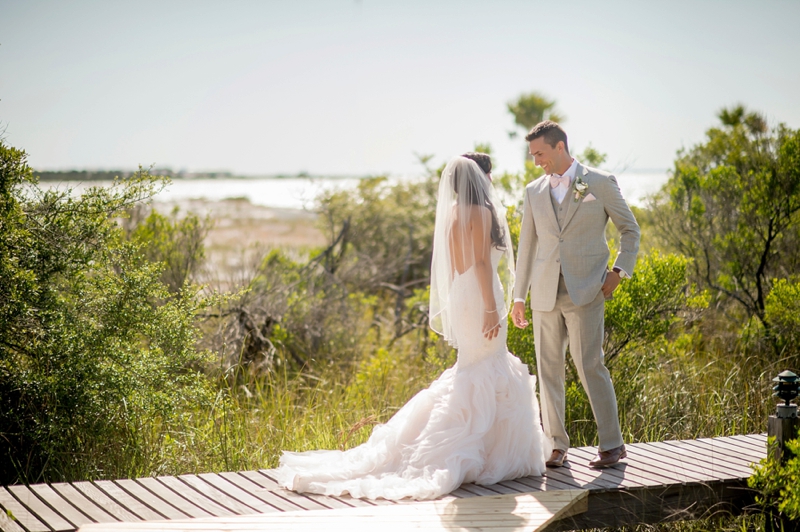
[[574, 177, 589, 202]]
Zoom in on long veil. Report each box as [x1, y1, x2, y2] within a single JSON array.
[[429, 156, 514, 348]]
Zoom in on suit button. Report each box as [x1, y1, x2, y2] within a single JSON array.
[[559, 238, 564, 242], [556, 259, 560, 263]]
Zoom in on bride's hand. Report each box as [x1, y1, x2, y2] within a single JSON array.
[[482, 310, 501, 340]]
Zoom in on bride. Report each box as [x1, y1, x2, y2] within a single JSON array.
[[274, 155, 549, 500]]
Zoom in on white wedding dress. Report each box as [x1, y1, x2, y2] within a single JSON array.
[[274, 249, 550, 500]]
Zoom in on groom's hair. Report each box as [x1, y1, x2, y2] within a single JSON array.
[[525, 120, 569, 154], [461, 152, 492, 175]]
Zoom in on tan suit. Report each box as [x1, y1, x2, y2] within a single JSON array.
[[514, 162, 640, 451]]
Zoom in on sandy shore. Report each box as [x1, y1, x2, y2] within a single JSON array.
[[152, 198, 326, 278]]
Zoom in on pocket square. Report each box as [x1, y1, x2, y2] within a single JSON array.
[[583, 193, 597, 202]]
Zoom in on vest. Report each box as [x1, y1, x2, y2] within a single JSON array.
[[550, 189, 569, 230]]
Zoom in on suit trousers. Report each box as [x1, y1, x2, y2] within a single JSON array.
[[531, 274, 623, 452]]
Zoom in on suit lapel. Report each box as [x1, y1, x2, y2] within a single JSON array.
[[534, 177, 560, 231], [560, 163, 589, 231]]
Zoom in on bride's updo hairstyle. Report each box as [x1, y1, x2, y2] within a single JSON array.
[[451, 156, 506, 251], [461, 152, 492, 175]]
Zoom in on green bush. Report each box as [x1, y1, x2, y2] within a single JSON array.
[[765, 277, 800, 359], [750, 437, 800, 524], [0, 140, 216, 483]]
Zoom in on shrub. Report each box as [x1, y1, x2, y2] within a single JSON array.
[[0, 140, 215, 483]]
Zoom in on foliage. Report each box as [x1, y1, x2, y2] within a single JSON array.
[[650, 105, 800, 325], [209, 157, 444, 379], [506, 91, 564, 135], [765, 277, 800, 359], [749, 437, 800, 523], [604, 251, 709, 363], [127, 207, 211, 293], [0, 140, 216, 483]]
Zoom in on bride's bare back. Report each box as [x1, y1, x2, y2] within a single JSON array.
[[448, 204, 500, 339]]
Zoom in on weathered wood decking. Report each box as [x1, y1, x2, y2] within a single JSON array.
[[0, 434, 767, 532]]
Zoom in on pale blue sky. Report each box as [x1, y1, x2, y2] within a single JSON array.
[[1, 0, 798, 176]]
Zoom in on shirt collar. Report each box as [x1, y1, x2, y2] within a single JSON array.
[[561, 158, 578, 180]]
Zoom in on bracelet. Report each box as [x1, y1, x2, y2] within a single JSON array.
[[485, 309, 498, 314]]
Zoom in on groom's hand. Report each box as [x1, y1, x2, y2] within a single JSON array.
[[511, 302, 529, 329], [602, 270, 621, 299]]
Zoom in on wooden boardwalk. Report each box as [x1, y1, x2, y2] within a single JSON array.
[[0, 434, 767, 532]]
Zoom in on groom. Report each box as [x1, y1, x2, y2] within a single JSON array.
[[511, 121, 640, 468]]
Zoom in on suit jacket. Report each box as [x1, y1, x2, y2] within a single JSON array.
[[513, 162, 640, 311]]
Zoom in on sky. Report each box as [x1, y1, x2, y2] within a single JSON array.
[[1, 0, 799, 177]]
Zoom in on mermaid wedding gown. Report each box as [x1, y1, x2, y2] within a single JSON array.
[[274, 250, 550, 500]]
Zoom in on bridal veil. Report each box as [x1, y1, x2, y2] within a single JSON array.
[[429, 156, 514, 348]]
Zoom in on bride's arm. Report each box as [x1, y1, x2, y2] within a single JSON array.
[[470, 206, 500, 339]]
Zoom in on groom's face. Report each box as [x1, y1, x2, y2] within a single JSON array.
[[528, 137, 563, 175]]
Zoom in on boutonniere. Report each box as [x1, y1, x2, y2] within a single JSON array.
[[574, 176, 589, 202]]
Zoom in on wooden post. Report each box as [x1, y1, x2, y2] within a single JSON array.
[[767, 413, 800, 463], [766, 371, 800, 532], [768, 370, 800, 463]]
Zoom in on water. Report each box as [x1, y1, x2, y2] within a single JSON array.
[[613, 171, 670, 206], [38, 171, 668, 210]]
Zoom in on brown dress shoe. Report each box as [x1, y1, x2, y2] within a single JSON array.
[[546, 449, 568, 467], [589, 444, 627, 468]]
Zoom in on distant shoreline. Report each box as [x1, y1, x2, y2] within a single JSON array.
[[33, 168, 669, 182], [34, 170, 368, 182]]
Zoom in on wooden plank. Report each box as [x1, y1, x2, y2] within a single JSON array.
[[711, 436, 767, 458], [256, 470, 382, 508], [456, 484, 502, 497], [624, 444, 719, 483], [655, 441, 754, 477], [676, 440, 764, 478], [77, 490, 590, 532], [738, 433, 768, 446], [473, 482, 520, 495], [112, 480, 189, 520], [542, 460, 631, 490], [253, 471, 390, 508], [70, 482, 140, 523], [0, 487, 50, 532], [557, 462, 639, 490], [239, 472, 345, 510], [91, 481, 164, 521], [649, 440, 749, 480], [683, 438, 764, 465], [698, 436, 765, 458], [495, 479, 536, 494], [576, 446, 686, 486], [0, 508, 27, 532], [27, 484, 92, 528], [49, 483, 117, 524], [7, 485, 74, 532], [566, 447, 660, 487], [218, 473, 326, 512], [449, 488, 477, 498], [133, 478, 212, 519], [535, 468, 584, 490], [317, 494, 375, 508], [155, 478, 234, 518], [704, 436, 768, 459], [628, 445, 717, 484], [197, 474, 297, 513], [723, 434, 769, 451], [252, 469, 373, 508], [176, 475, 271, 515], [510, 474, 581, 492]]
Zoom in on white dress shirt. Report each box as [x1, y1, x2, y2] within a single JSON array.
[[550, 158, 578, 204]]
